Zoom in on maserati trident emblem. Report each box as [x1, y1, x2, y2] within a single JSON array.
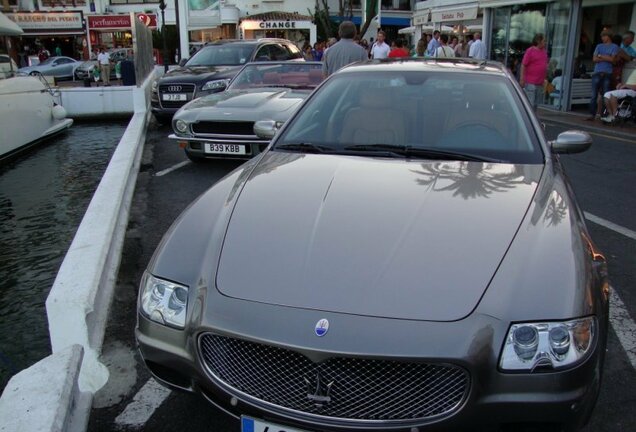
[[304, 371, 334, 409], [315, 318, 329, 337]]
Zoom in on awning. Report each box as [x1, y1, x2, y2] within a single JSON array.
[[0, 12, 24, 36], [479, 0, 550, 6], [398, 26, 416, 35], [335, 16, 410, 27], [431, 3, 479, 23]]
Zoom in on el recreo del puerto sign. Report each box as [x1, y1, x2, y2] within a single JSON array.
[[7, 12, 84, 32]]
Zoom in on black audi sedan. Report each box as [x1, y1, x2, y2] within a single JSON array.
[[150, 38, 304, 124]]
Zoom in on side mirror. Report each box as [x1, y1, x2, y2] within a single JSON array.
[[549, 130, 592, 154], [178, 58, 188, 67], [253, 120, 278, 140]]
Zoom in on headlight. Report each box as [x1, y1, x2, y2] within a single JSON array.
[[139, 272, 188, 329], [174, 119, 189, 134], [151, 80, 158, 93], [201, 79, 230, 91], [500, 317, 596, 372]]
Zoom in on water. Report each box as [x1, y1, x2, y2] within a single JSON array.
[[0, 120, 128, 391]]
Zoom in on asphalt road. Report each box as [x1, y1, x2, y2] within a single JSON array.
[[87, 119, 636, 432]]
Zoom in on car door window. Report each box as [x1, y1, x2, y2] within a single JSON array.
[[254, 46, 272, 61], [269, 44, 290, 61], [284, 43, 303, 60]]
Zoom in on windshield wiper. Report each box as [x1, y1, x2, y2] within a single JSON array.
[[275, 143, 336, 154], [344, 144, 503, 162]]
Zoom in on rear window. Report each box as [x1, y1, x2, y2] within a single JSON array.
[[276, 70, 544, 164], [186, 44, 256, 66]]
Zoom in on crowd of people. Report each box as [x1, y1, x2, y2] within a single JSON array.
[[304, 25, 489, 68], [316, 21, 635, 123], [585, 30, 636, 123]]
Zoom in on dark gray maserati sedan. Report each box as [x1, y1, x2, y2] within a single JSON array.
[[137, 59, 610, 432]]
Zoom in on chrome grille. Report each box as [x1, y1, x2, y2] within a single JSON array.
[[199, 333, 469, 421], [192, 121, 255, 136], [158, 83, 196, 109]]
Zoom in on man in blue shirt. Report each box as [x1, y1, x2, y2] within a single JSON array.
[[426, 31, 441, 57], [587, 31, 619, 120]]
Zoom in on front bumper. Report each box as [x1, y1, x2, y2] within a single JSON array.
[[169, 134, 269, 160], [75, 69, 91, 79], [136, 302, 607, 432]]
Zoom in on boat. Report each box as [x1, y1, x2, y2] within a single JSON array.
[[0, 76, 73, 161], [0, 12, 73, 162]]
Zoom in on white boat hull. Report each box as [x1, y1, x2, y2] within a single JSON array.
[[0, 76, 73, 161]]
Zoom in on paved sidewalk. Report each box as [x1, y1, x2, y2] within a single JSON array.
[[538, 108, 636, 142]]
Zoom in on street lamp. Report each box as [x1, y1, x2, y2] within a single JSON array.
[[159, 0, 168, 73]]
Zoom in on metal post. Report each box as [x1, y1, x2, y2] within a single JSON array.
[[174, 0, 181, 63], [160, 0, 168, 73]]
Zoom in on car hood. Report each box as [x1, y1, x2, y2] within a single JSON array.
[[216, 152, 543, 321], [161, 65, 239, 81], [178, 88, 311, 121]]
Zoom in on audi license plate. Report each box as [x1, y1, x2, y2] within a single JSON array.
[[162, 93, 187, 101], [241, 416, 308, 432], [205, 143, 246, 155]]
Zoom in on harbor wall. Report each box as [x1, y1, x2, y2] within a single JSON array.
[[0, 68, 160, 432], [57, 65, 164, 118]]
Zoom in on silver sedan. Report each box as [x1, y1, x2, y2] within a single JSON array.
[[137, 59, 609, 432], [18, 56, 81, 80]]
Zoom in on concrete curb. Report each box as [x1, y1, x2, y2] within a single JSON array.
[[0, 70, 159, 431], [0, 345, 90, 432], [538, 111, 636, 142]]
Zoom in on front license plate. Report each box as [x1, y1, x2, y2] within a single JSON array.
[[162, 93, 187, 101], [205, 143, 246, 155], [241, 416, 308, 432]]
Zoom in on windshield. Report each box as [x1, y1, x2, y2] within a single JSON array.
[[274, 70, 544, 164], [186, 44, 256, 67], [38, 58, 55, 66], [228, 62, 324, 90]]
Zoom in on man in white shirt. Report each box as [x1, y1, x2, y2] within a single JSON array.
[[97, 47, 111, 86], [468, 32, 487, 60], [370, 31, 390, 59]]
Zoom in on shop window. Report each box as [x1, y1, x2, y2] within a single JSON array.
[[398, 0, 410, 11]]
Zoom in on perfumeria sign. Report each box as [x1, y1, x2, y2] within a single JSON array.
[[88, 14, 157, 30]]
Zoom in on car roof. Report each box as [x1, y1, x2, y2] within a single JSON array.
[[335, 58, 509, 76], [203, 38, 295, 46], [243, 61, 322, 66]]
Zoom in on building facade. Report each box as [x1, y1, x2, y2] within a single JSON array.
[[412, 0, 636, 111]]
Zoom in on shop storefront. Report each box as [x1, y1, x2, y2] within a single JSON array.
[[87, 13, 157, 58], [188, 5, 239, 55], [413, 0, 636, 111], [6, 11, 85, 66], [483, 0, 635, 111], [239, 12, 317, 48], [412, 2, 482, 41]]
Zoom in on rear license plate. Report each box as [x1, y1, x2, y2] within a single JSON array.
[[162, 93, 187, 101], [241, 416, 308, 432], [205, 143, 246, 154]]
